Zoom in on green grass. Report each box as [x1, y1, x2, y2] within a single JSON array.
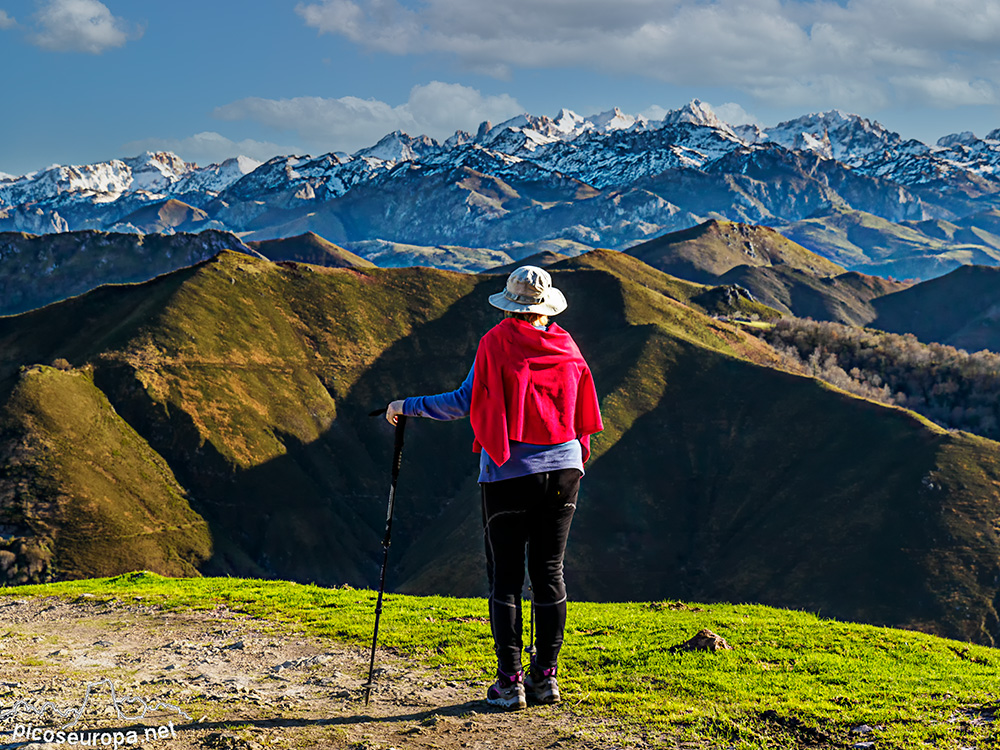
[[5, 572, 998, 749]]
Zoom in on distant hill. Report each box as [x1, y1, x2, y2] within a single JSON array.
[[716, 265, 909, 326], [619, 219, 906, 325], [777, 206, 1000, 280], [899, 209, 1000, 253], [486, 250, 568, 275], [4, 250, 1000, 645], [116, 198, 214, 234], [0, 230, 258, 316], [871, 264, 1000, 351], [248, 232, 374, 268], [625, 219, 845, 283], [343, 239, 515, 272]]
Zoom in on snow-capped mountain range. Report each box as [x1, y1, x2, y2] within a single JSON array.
[[4, 99, 1000, 259]]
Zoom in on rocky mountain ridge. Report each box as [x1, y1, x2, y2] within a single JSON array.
[[4, 102, 1000, 280]]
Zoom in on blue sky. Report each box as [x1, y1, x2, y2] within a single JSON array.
[[1, 0, 1000, 175]]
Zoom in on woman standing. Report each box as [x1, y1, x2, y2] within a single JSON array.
[[386, 265, 603, 710]]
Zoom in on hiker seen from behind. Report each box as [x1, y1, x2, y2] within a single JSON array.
[[386, 265, 604, 710]]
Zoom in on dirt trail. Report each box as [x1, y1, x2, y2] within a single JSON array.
[[0, 597, 671, 750]]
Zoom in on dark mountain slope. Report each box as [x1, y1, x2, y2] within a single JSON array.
[[871, 264, 1000, 350], [716, 265, 909, 325], [3, 251, 1000, 645], [0, 230, 257, 316]]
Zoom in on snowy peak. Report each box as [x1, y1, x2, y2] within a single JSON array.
[[0, 151, 266, 210], [354, 131, 439, 163], [660, 99, 733, 134], [444, 130, 474, 149], [480, 107, 646, 154], [172, 154, 264, 195], [937, 132, 980, 148], [121, 151, 194, 192], [589, 107, 640, 132], [552, 108, 586, 134], [764, 110, 902, 163], [478, 114, 565, 153]]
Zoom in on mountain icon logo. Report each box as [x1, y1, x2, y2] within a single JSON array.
[[0, 677, 191, 730]]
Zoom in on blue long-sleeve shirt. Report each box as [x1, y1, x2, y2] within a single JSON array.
[[403, 365, 584, 483]]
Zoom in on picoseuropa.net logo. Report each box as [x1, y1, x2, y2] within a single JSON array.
[[1, 677, 191, 747]]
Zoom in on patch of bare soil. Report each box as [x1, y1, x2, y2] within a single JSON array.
[[0, 597, 676, 750]]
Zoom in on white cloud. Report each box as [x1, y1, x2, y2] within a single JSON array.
[[121, 132, 296, 167], [889, 76, 998, 108], [711, 103, 762, 128], [30, 0, 139, 54], [0, 10, 16, 29], [405, 82, 521, 134], [294, 0, 1000, 111], [214, 82, 524, 154]]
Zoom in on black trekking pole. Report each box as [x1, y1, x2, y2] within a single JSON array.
[[526, 581, 536, 666], [363, 408, 407, 705]]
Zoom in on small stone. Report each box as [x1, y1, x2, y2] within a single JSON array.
[[670, 628, 733, 652]]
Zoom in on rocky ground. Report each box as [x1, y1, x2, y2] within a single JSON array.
[[0, 596, 683, 750]]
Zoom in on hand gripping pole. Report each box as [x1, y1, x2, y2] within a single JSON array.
[[363, 413, 407, 704]]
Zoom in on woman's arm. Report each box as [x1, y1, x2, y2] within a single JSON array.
[[385, 365, 474, 424]]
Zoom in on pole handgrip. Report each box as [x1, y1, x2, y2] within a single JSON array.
[[392, 415, 406, 477]]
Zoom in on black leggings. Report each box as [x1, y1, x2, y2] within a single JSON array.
[[480, 468, 581, 675]]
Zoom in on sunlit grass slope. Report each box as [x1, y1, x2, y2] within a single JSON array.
[[6, 572, 999, 750], [0, 367, 210, 583], [625, 219, 845, 283]]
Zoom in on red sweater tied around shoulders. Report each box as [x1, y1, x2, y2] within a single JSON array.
[[470, 317, 604, 466]]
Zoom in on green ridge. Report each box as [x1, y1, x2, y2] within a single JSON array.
[[625, 219, 845, 283], [3, 250, 1000, 649]]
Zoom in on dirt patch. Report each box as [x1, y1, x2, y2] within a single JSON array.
[[0, 597, 664, 750]]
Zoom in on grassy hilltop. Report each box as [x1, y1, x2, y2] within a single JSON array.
[[2, 250, 1000, 648], [622, 219, 911, 326]]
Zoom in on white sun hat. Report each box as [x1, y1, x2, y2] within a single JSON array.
[[488, 265, 568, 316]]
